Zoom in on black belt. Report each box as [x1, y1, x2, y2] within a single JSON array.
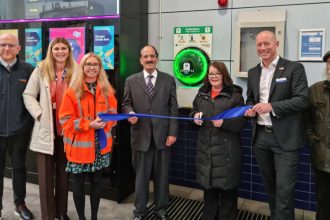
[[258, 124, 273, 133]]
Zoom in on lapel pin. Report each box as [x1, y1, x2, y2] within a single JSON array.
[[279, 67, 284, 70]]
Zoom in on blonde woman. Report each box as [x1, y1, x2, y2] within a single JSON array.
[[23, 38, 78, 220], [59, 53, 117, 220]]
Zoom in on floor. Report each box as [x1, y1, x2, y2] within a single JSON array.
[[1, 178, 316, 220]]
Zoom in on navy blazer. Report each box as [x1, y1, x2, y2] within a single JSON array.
[[246, 57, 310, 150]]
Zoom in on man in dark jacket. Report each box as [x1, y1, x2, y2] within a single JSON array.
[[0, 33, 34, 220], [244, 31, 309, 220], [306, 51, 330, 220], [122, 45, 178, 220]]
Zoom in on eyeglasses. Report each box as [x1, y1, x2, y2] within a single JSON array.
[[0, 43, 17, 49], [84, 63, 100, 68], [208, 72, 222, 78]]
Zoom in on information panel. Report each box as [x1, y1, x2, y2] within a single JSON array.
[[93, 26, 115, 70], [174, 26, 212, 57]]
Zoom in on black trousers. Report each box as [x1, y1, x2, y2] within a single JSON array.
[[72, 171, 102, 220], [201, 187, 238, 220], [253, 126, 299, 220], [0, 132, 30, 209], [314, 169, 330, 220]]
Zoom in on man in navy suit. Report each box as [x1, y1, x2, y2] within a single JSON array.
[[244, 31, 309, 220], [122, 45, 178, 220]]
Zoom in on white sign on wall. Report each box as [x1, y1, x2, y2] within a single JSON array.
[[174, 26, 213, 56], [299, 29, 325, 61]]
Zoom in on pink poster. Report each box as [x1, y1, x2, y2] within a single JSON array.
[[49, 27, 85, 63]]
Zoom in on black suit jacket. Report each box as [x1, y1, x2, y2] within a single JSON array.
[[122, 71, 178, 151], [246, 57, 310, 150]]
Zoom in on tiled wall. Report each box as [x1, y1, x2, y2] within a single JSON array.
[[169, 109, 316, 211]]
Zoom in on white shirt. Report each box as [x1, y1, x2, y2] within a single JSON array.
[[143, 69, 157, 87], [0, 57, 17, 70], [257, 55, 279, 126]]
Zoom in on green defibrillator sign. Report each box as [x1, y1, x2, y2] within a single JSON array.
[[173, 26, 212, 86]]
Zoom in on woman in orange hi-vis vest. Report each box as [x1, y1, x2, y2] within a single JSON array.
[[59, 52, 117, 220]]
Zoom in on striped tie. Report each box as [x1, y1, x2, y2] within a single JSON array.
[[6, 65, 11, 72], [146, 75, 154, 96]]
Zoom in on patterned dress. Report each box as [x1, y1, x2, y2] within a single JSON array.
[[66, 82, 111, 174]]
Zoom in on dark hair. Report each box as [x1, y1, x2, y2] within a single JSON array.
[[203, 61, 233, 89], [140, 44, 159, 58]]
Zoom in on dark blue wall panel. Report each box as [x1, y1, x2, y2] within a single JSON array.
[[169, 109, 316, 211]]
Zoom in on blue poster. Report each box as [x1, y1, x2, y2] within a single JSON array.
[[93, 26, 115, 70], [25, 28, 42, 67], [300, 30, 324, 60]]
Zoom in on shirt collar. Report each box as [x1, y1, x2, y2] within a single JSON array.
[[143, 69, 157, 79], [260, 55, 279, 69], [0, 57, 17, 68]]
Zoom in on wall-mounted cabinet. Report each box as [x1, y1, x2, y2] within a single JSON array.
[[233, 10, 286, 77]]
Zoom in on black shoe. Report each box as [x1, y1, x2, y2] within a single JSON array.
[[15, 204, 33, 220], [56, 213, 70, 220], [155, 213, 170, 220]]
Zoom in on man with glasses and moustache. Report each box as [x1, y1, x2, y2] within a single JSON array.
[[0, 33, 34, 219]]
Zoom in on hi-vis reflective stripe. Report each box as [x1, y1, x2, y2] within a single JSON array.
[[105, 98, 109, 111], [73, 119, 82, 131], [105, 129, 112, 138], [96, 111, 107, 115], [105, 98, 117, 113], [63, 137, 92, 148], [60, 116, 71, 125], [77, 98, 83, 117], [108, 108, 117, 113], [63, 137, 71, 145]]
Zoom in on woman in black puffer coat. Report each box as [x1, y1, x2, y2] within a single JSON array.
[[191, 61, 246, 220]]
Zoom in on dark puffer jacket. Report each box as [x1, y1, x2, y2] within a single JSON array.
[[191, 85, 245, 189]]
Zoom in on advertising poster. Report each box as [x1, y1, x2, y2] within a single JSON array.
[[0, 29, 18, 37], [49, 27, 85, 63], [93, 26, 115, 70], [25, 28, 42, 67]]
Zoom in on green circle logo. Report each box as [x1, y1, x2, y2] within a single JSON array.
[[173, 47, 210, 86]]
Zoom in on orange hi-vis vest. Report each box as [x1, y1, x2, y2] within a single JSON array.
[[59, 83, 117, 164]]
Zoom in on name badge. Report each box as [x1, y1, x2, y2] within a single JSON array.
[[276, 77, 287, 83]]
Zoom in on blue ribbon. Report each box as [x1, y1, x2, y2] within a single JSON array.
[[96, 129, 107, 150], [99, 105, 251, 121], [97, 105, 251, 149]]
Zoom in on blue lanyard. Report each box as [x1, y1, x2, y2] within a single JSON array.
[[55, 68, 67, 81]]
